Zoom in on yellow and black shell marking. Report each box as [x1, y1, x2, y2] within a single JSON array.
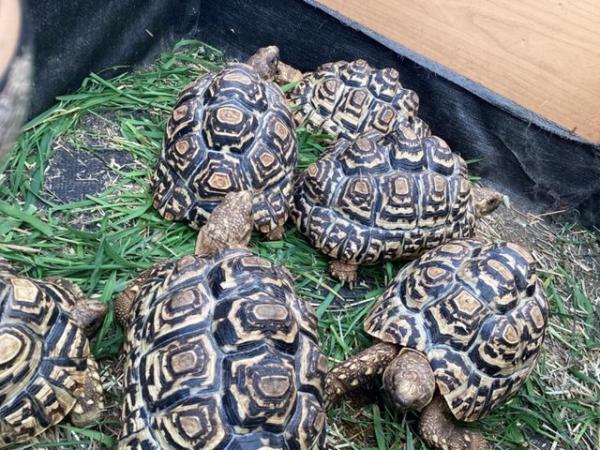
[[365, 239, 548, 422], [0, 265, 101, 445], [119, 248, 327, 450], [291, 128, 475, 265], [152, 63, 297, 235], [287, 59, 430, 140]]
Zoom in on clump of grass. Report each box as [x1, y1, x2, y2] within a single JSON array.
[[0, 40, 598, 450]]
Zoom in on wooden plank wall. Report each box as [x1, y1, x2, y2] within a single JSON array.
[[318, 0, 600, 144]]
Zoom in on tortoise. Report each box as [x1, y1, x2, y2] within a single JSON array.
[[0, 261, 106, 445], [326, 239, 549, 450], [286, 58, 430, 140], [152, 46, 297, 240], [291, 128, 506, 283], [117, 191, 328, 449]]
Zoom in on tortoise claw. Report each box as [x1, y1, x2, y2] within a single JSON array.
[[329, 260, 358, 286]]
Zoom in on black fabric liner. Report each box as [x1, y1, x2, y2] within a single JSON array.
[[26, 0, 600, 226], [44, 147, 135, 204]]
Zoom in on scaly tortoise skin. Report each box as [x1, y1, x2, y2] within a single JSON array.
[[365, 239, 548, 421], [286, 59, 430, 140], [291, 128, 497, 281], [0, 261, 105, 445], [152, 50, 297, 238], [118, 248, 327, 450]]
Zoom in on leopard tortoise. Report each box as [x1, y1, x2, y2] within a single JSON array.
[[291, 128, 506, 283], [327, 239, 549, 450], [117, 191, 327, 450], [152, 46, 297, 240], [0, 261, 106, 445], [286, 58, 430, 140]]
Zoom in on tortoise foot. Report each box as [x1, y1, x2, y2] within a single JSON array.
[[329, 260, 358, 285], [419, 395, 489, 450], [264, 225, 285, 241]]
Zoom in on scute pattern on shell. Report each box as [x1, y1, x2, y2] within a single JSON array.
[[152, 63, 297, 235], [291, 129, 475, 265], [0, 265, 98, 444], [364, 240, 549, 422], [287, 59, 430, 140], [119, 248, 327, 450]]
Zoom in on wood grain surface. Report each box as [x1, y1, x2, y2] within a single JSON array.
[[318, 0, 600, 143]]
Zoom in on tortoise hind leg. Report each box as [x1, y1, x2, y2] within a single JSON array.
[[329, 259, 358, 284], [419, 395, 489, 450], [68, 358, 104, 426], [326, 342, 399, 406]]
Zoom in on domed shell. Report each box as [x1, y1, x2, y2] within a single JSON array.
[[119, 248, 327, 450], [364, 239, 549, 421], [287, 59, 430, 140], [0, 266, 100, 444], [291, 129, 475, 265], [152, 63, 297, 235]]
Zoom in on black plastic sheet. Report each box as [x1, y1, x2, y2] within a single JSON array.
[[26, 0, 600, 226]]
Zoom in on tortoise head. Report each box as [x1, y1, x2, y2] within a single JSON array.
[[71, 299, 108, 337], [245, 46, 280, 81], [473, 186, 509, 218], [383, 348, 436, 412], [195, 190, 254, 256], [46, 276, 107, 336]]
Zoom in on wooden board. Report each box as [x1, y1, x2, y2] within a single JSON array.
[[318, 0, 600, 143]]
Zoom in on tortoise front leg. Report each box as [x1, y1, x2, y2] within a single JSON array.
[[419, 395, 489, 450], [325, 342, 399, 406], [195, 191, 253, 256], [115, 266, 160, 328], [68, 358, 105, 426]]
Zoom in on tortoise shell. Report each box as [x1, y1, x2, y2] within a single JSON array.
[[119, 248, 327, 449], [152, 63, 297, 235], [365, 239, 548, 421], [291, 128, 475, 266], [0, 264, 102, 444], [286, 59, 430, 140]]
